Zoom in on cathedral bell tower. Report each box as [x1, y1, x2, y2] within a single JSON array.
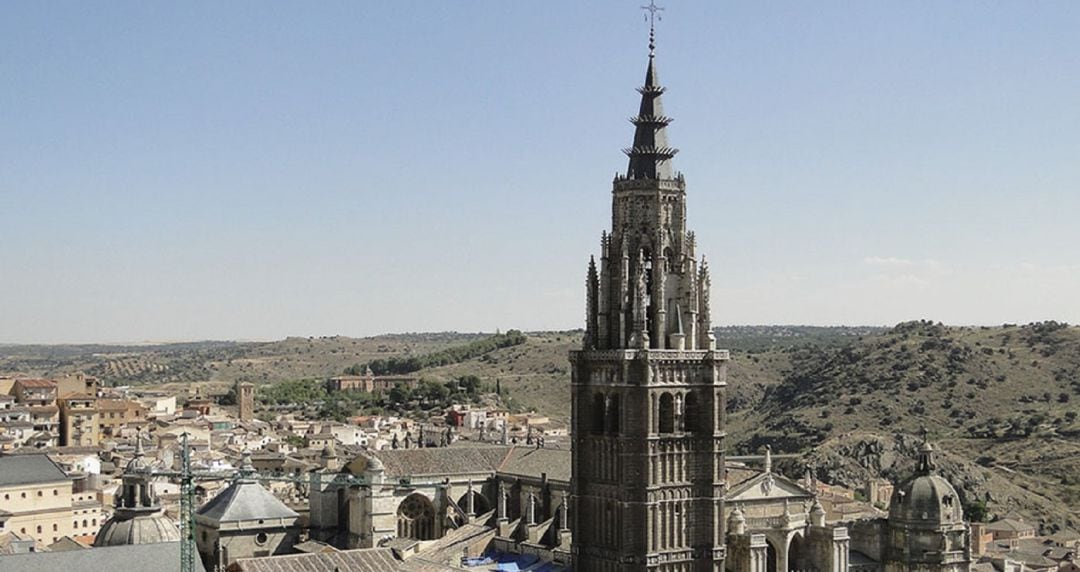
[[570, 19, 730, 572]]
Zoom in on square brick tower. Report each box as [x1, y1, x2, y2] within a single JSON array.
[[237, 381, 255, 422], [569, 27, 730, 572]]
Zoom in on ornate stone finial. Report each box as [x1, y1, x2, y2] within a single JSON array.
[[810, 497, 826, 527], [236, 449, 256, 482], [527, 492, 537, 524], [728, 503, 747, 535], [764, 444, 773, 473], [134, 430, 146, 457]]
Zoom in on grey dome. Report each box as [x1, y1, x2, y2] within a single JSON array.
[[94, 512, 181, 547], [889, 438, 965, 526]]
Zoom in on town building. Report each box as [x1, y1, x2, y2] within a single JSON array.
[[985, 518, 1038, 544], [58, 393, 99, 447], [0, 455, 102, 546], [325, 371, 419, 394], [12, 379, 60, 445], [54, 373, 99, 400], [97, 398, 149, 437]]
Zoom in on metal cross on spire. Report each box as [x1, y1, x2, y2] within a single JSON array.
[[641, 0, 664, 56]]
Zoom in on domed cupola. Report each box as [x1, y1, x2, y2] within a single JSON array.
[[888, 435, 965, 527], [95, 435, 182, 546], [884, 431, 973, 571]]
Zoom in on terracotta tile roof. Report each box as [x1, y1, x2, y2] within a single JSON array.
[[60, 393, 97, 401], [372, 445, 512, 478], [725, 466, 760, 488], [15, 379, 57, 389], [987, 518, 1037, 533], [231, 547, 403, 571], [498, 447, 571, 483]]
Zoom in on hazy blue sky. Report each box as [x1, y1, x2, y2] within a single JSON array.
[[2, 2, 1079, 343]]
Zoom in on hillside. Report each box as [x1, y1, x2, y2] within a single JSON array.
[[3, 323, 1076, 532], [727, 321, 1080, 535], [0, 333, 486, 388]]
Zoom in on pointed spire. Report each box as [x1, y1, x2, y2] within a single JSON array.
[[622, 20, 678, 181], [585, 256, 599, 349]]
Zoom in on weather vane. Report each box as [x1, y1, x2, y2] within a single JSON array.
[[641, 1, 664, 56]]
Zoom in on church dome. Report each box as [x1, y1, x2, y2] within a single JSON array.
[[888, 439, 965, 526], [95, 433, 181, 547], [94, 511, 181, 547]]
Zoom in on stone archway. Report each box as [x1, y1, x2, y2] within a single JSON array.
[[765, 537, 778, 572], [788, 532, 806, 571], [397, 493, 436, 540]]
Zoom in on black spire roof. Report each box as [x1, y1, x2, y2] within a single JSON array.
[[623, 34, 678, 181]]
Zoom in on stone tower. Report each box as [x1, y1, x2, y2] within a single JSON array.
[[237, 381, 254, 422], [569, 27, 730, 572]]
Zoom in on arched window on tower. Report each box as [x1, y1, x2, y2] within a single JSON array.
[[658, 392, 675, 434], [606, 394, 621, 434], [643, 247, 654, 339], [664, 247, 675, 273], [684, 392, 700, 434], [591, 393, 606, 434]]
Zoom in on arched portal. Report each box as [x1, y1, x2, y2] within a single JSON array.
[[766, 537, 778, 572], [397, 493, 436, 540], [788, 532, 806, 572]]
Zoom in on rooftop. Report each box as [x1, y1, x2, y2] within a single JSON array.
[[0, 455, 70, 487], [14, 379, 57, 389], [0, 541, 204, 572], [196, 479, 299, 524], [230, 547, 404, 572], [986, 518, 1037, 533]]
